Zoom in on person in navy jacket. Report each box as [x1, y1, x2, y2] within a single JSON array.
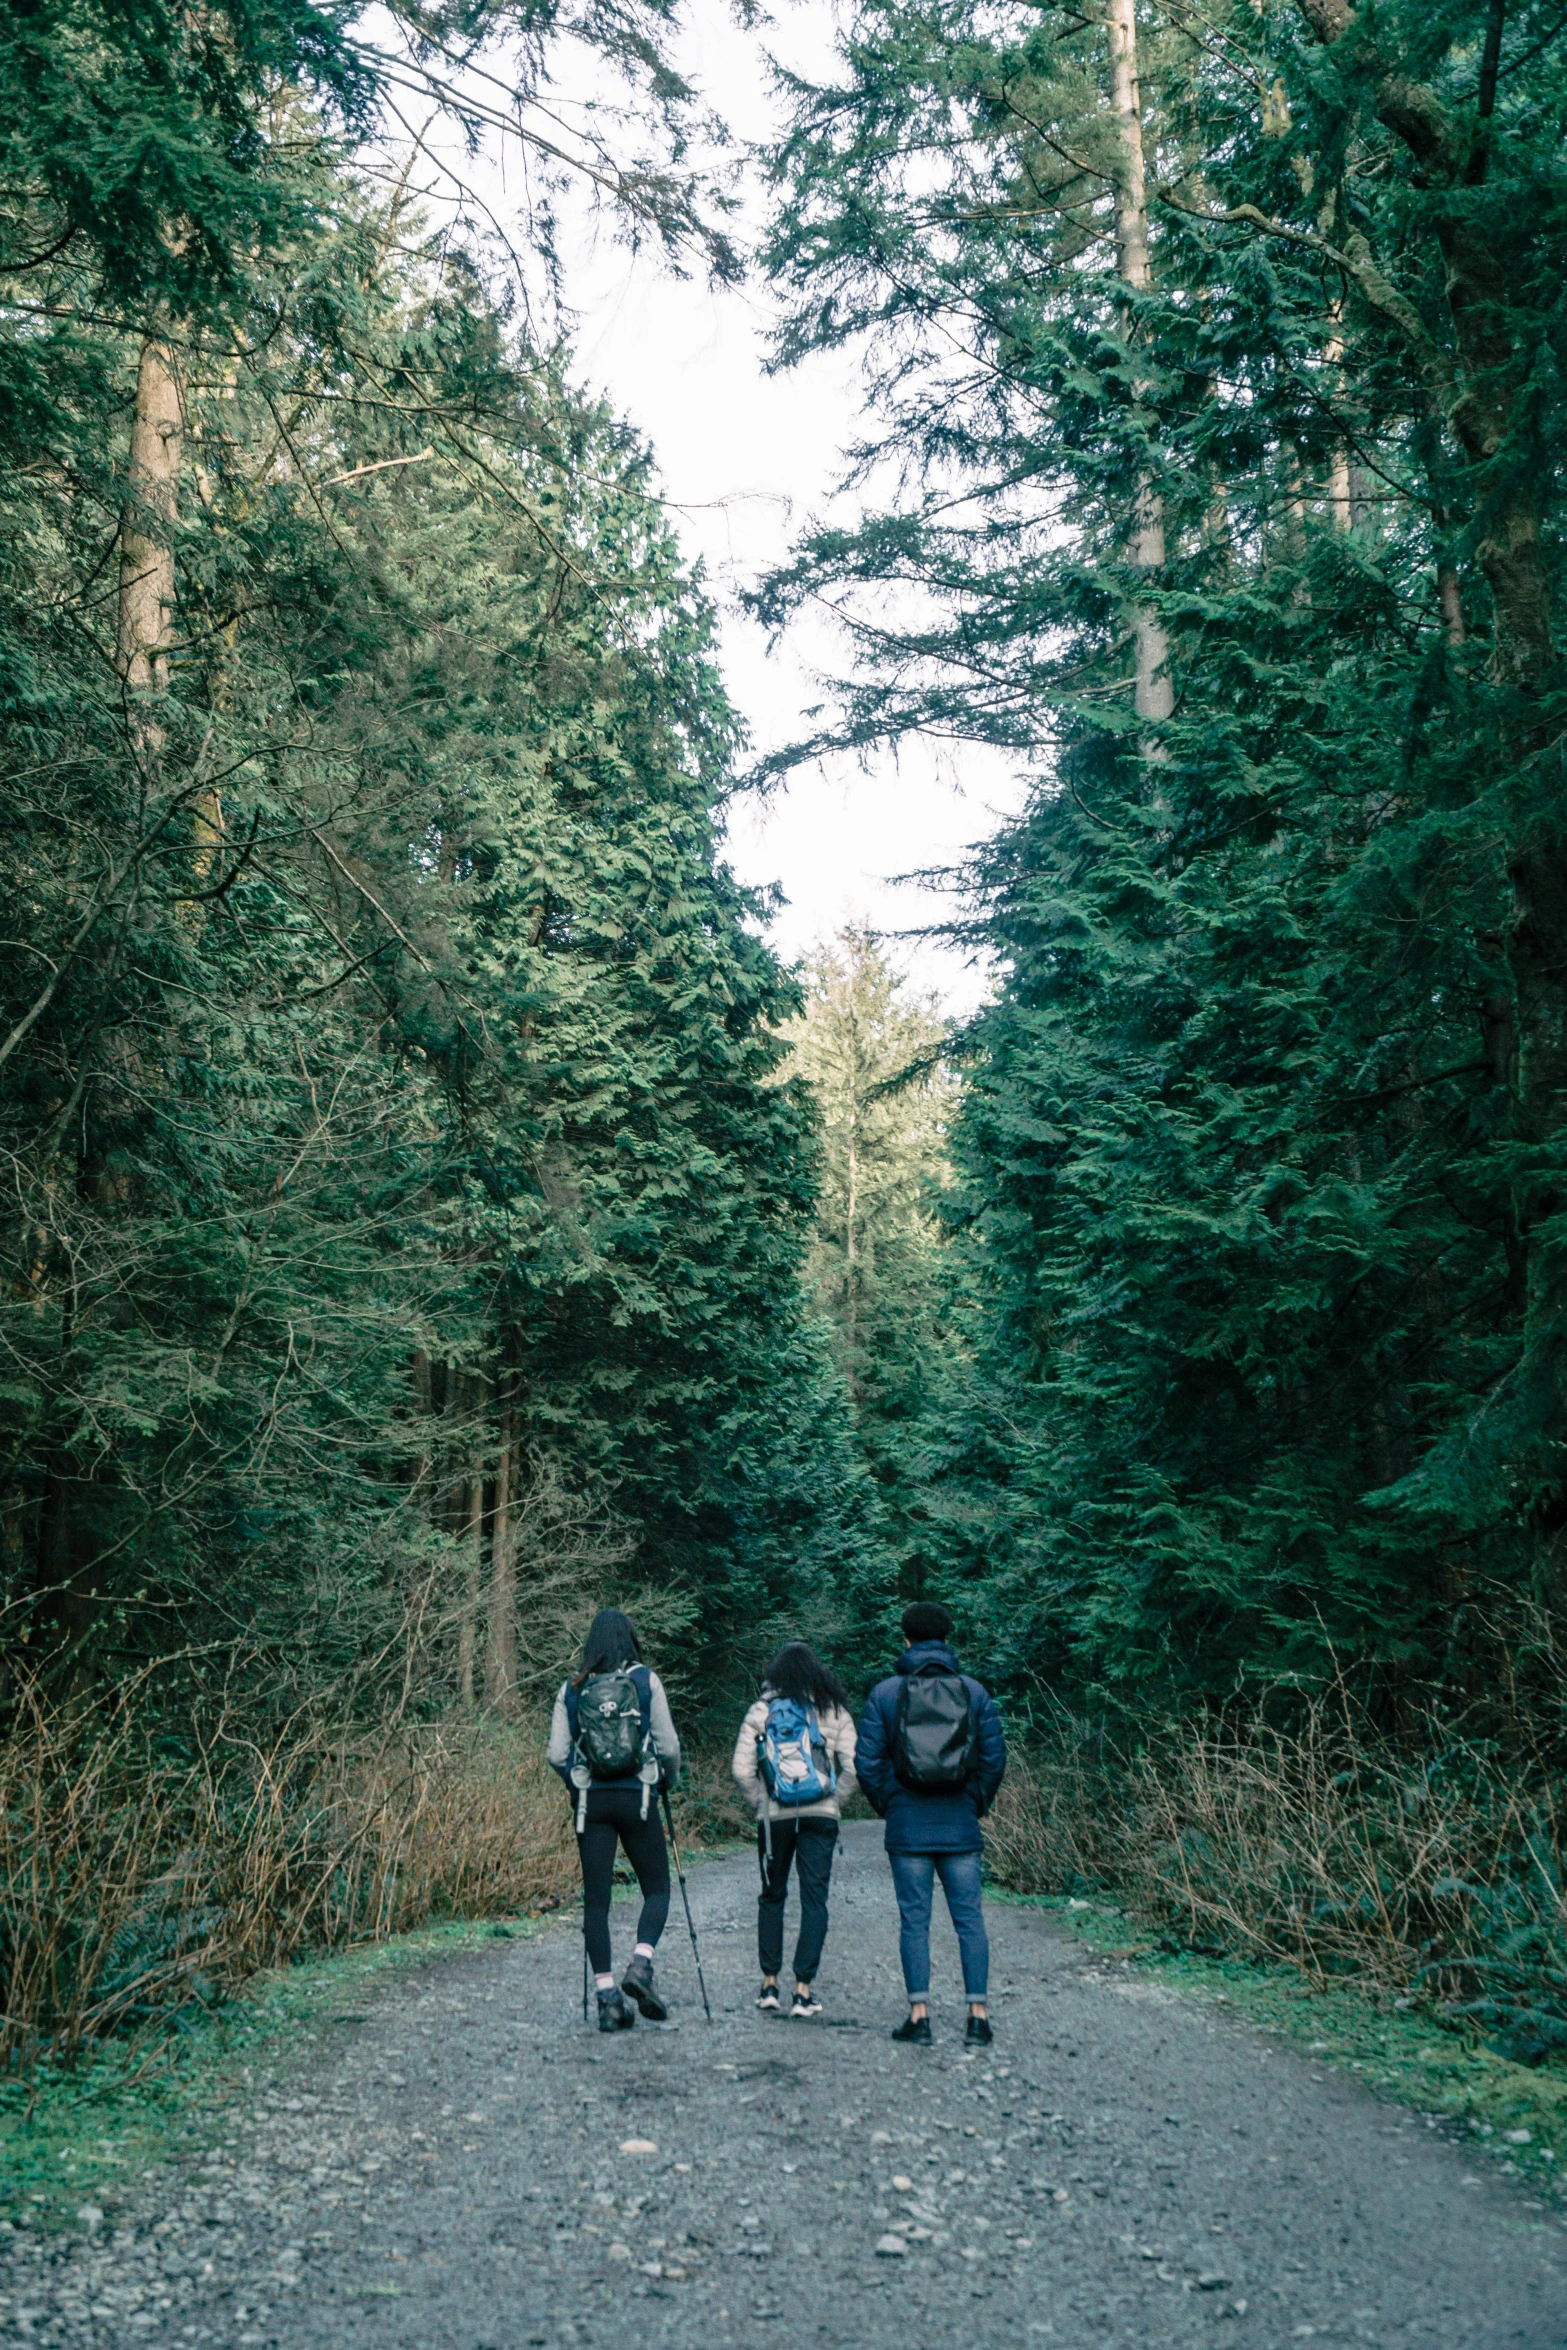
[[856, 1601, 1007, 2046]]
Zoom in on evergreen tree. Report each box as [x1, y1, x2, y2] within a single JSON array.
[[780, 930, 955, 1603], [759, 0, 1567, 1705], [0, 61, 880, 1718]]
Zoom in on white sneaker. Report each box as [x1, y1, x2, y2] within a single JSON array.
[[757, 1982, 781, 2011], [790, 1990, 823, 2019]]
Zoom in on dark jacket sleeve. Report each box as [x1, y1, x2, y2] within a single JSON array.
[[855, 1686, 895, 1817], [972, 1683, 1007, 1814]]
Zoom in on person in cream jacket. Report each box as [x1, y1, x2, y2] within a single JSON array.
[[731, 1642, 857, 2017]]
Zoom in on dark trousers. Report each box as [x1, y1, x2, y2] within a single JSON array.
[[576, 1785, 670, 1974], [757, 1816, 837, 1983]]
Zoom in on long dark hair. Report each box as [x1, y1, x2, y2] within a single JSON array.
[[574, 1607, 642, 1687], [763, 1641, 850, 1715]]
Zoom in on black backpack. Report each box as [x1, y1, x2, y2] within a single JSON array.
[[572, 1669, 650, 1780], [891, 1664, 977, 1789]]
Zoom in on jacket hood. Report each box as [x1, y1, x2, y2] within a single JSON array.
[[895, 1639, 961, 1677]]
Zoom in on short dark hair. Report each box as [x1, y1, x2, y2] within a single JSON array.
[[902, 1600, 953, 1644]]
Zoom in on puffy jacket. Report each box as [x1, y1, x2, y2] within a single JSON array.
[[855, 1641, 1007, 1854], [731, 1693, 858, 1824]]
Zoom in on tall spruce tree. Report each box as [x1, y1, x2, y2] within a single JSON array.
[[759, 0, 1567, 1705], [0, 27, 882, 1717], [779, 930, 956, 1601]]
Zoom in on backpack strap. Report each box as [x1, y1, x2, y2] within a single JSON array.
[[630, 1664, 657, 1818]]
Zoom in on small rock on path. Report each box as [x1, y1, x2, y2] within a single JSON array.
[[3, 1823, 1564, 2348]]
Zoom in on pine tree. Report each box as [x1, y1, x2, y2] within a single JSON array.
[[0, 64, 880, 1717], [759, 0, 1567, 1704], [780, 930, 955, 1602]]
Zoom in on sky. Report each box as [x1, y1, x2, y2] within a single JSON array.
[[416, 0, 1032, 1012]]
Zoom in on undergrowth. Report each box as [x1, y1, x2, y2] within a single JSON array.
[[986, 1688, 1567, 2059], [984, 1685, 1567, 2185], [0, 1681, 587, 2075]]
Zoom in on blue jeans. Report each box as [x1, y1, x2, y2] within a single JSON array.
[[888, 1848, 990, 2000]]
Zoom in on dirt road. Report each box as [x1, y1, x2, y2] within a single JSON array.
[[4, 1822, 1564, 2348]]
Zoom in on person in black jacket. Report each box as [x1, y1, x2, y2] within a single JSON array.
[[856, 1601, 1007, 2046]]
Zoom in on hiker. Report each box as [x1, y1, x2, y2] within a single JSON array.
[[856, 1600, 1007, 2045], [731, 1642, 859, 2018], [548, 1607, 681, 2031]]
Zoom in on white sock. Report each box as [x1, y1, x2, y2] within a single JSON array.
[[595, 1972, 615, 1992], [634, 1942, 655, 1961]]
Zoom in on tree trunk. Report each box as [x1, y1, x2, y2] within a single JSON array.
[[1439, 566, 1466, 646], [457, 1462, 483, 1707], [449, 1370, 484, 1707], [485, 1386, 516, 1714], [118, 338, 181, 711], [1106, 0, 1174, 724], [1325, 309, 1352, 531]]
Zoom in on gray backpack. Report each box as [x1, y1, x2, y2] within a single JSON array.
[[573, 1670, 648, 1780], [891, 1666, 977, 1788]]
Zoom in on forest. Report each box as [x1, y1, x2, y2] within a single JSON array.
[[2, 0, 1565, 2072]]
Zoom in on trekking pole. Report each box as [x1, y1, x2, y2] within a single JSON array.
[[583, 1945, 590, 2025], [660, 1788, 713, 2023]]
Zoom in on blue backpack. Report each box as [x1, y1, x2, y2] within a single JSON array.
[[758, 1697, 836, 1807]]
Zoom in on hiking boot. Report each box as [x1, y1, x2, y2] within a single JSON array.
[[596, 1987, 636, 2032], [790, 1989, 823, 2019], [621, 1954, 668, 2022], [756, 1982, 781, 2011], [891, 2013, 933, 2044], [965, 2012, 994, 2046]]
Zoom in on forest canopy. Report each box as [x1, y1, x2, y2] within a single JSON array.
[[757, 0, 1567, 1715], [5, 0, 1567, 1761], [0, 0, 884, 1734]]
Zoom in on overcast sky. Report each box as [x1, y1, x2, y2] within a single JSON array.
[[419, 0, 1031, 1011]]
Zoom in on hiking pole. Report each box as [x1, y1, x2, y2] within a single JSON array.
[[582, 1945, 590, 2026], [660, 1788, 713, 2023]]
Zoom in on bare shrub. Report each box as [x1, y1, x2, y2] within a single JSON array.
[[983, 1727, 1124, 1894], [987, 1695, 1567, 2060], [0, 1684, 578, 2070]]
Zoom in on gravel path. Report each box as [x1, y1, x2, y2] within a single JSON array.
[[4, 1822, 1564, 2349]]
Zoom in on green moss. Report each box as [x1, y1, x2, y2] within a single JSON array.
[[992, 1889, 1567, 2206], [0, 1917, 539, 2233]]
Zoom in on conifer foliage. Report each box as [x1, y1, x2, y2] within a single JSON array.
[[0, 8, 876, 1719], [761, 0, 1567, 1702], [779, 930, 953, 1596]]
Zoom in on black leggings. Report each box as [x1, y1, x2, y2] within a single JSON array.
[[576, 1786, 670, 1975]]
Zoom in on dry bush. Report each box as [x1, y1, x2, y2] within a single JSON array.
[[671, 1742, 755, 1847], [983, 1727, 1124, 1894], [988, 1697, 1567, 2062], [0, 1685, 578, 2070]]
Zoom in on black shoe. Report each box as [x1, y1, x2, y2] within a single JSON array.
[[597, 1987, 636, 2032], [891, 2013, 933, 2044], [621, 1954, 668, 2021], [756, 1982, 781, 2011], [965, 2012, 994, 2046]]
